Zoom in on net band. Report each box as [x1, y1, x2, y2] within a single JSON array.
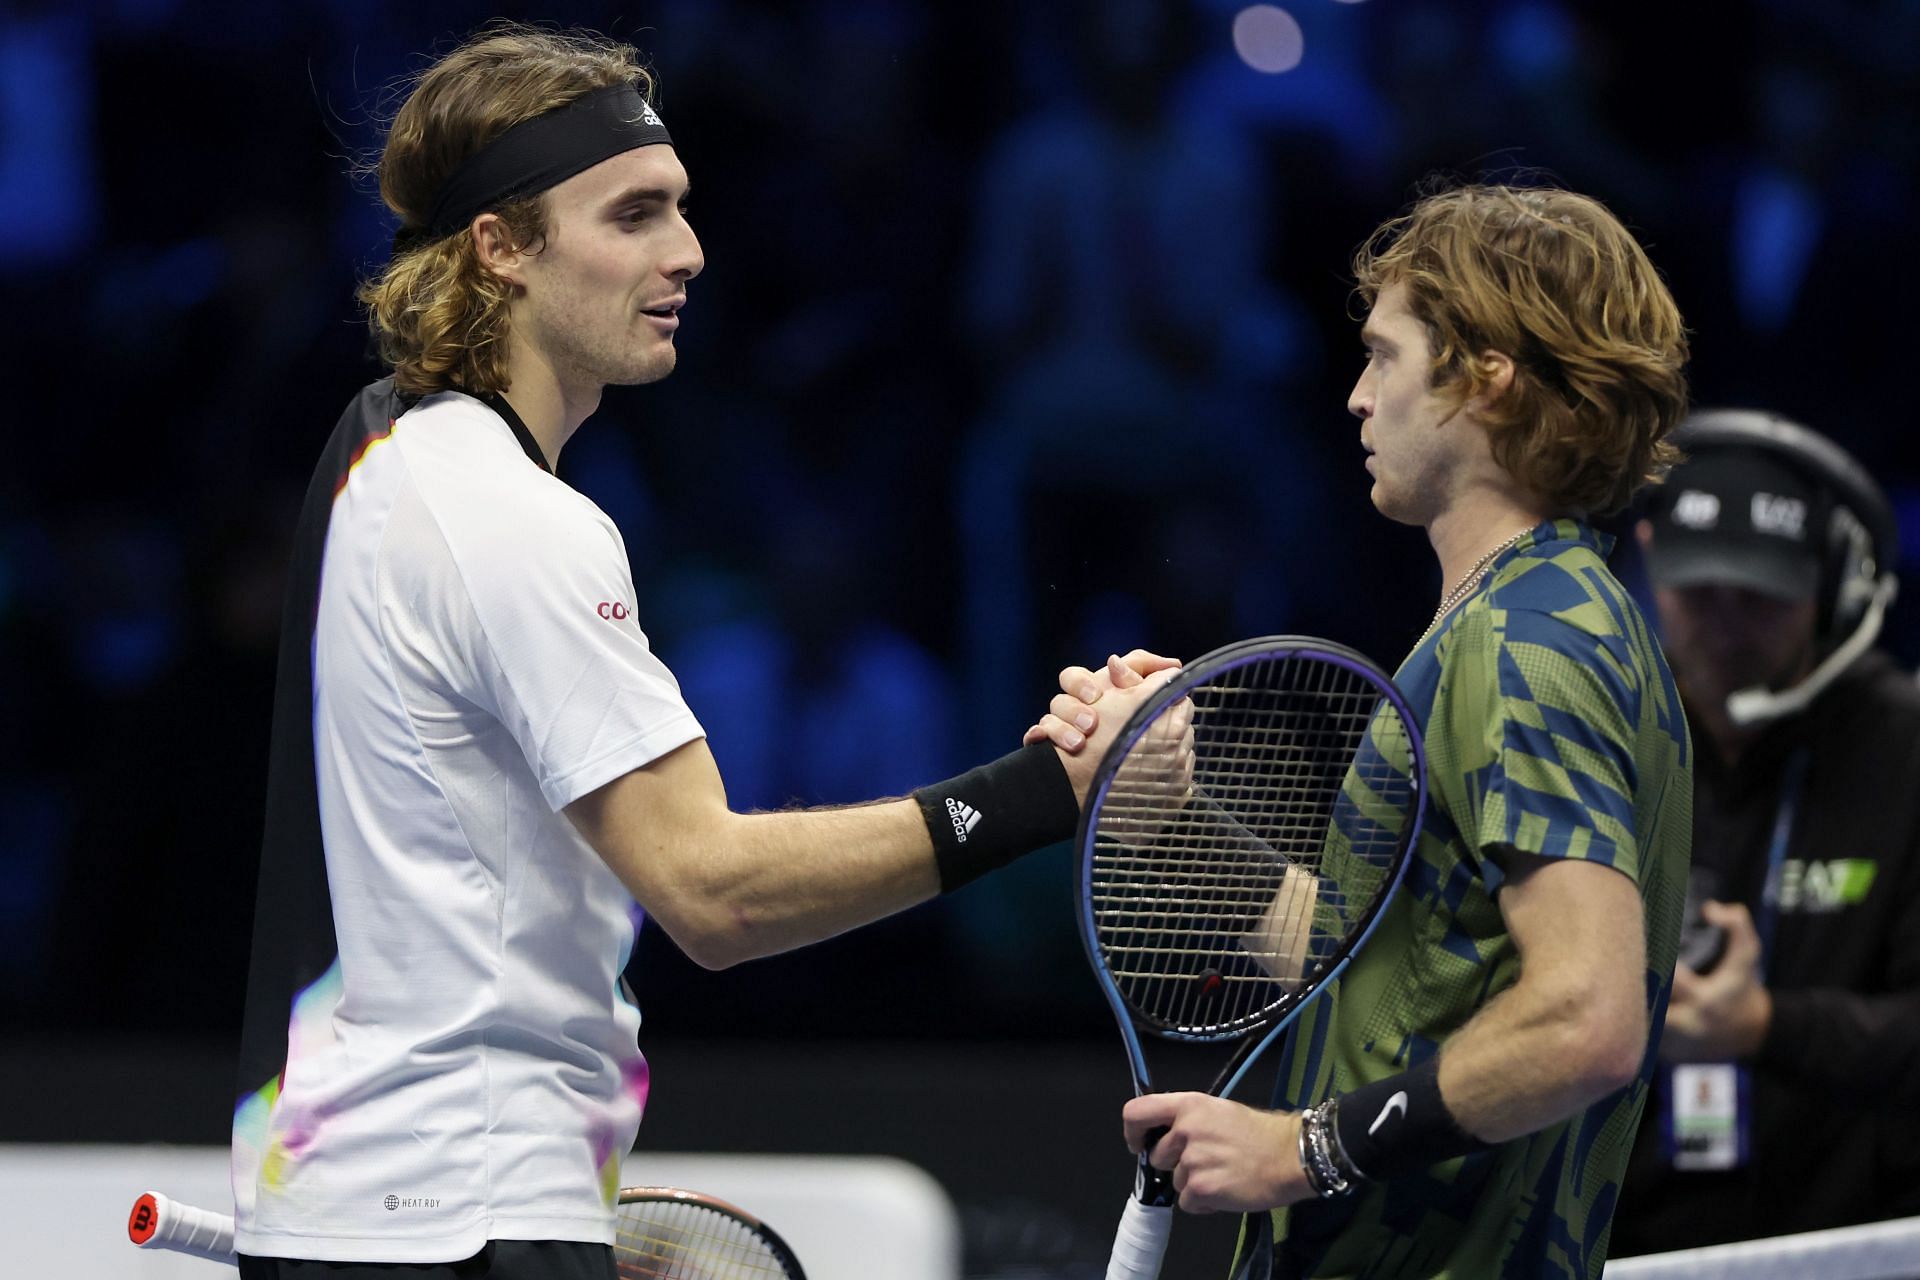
[[1605, 1214, 1920, 1280]]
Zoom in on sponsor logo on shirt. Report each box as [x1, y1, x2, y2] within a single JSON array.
[[1775, 858, 1877, 913], [597, 601, 631, 621]]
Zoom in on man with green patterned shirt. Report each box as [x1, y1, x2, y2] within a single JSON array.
[[1038, 184, 1694, 1278]]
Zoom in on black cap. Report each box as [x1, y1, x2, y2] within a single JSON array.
[[1644, 447, 1824, 601]]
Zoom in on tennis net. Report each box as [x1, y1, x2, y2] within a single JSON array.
[[1605, 1215, 1920, 1279]]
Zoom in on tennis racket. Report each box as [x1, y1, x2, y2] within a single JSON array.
[[128, 1186, 806, 1278], [1079, 636, 1425, 1280]]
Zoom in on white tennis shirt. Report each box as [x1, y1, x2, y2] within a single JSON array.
[[232, 391, 703, 1261]]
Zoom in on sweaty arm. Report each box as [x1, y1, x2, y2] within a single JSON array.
[[567, 740, 937, 971], [1435, 849, 1649, 1143]]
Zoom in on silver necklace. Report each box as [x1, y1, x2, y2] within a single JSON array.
[[1424, 528, 1532, 638]]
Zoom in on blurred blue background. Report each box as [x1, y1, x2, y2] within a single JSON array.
[[2, 0, 1917, 1271]]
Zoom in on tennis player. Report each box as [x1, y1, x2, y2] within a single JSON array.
[[1043, 184, 1695, 1278], [231, 24, 1166, 1279]]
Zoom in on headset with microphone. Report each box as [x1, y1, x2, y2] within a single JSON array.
[[1655, 411, 1901, 973], [1661, 409, 1900, 726]]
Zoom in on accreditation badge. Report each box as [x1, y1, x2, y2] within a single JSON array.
[[1663, 1063, 1749, 1170]]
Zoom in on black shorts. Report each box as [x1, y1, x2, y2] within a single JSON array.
[[238, 1240, 615, 1280]]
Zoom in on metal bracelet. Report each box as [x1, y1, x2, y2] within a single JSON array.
[[1310, 1104, 1353, 1197], [1296, 1106, 1332, 1197], [1321, 1097, 1368, 1184], [1299, 1101, 1353, 1199]]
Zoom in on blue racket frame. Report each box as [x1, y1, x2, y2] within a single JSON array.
[[1076, 635, 1428, 1102]]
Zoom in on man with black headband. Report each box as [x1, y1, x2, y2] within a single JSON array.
[[232, 25, 1164, 1278]]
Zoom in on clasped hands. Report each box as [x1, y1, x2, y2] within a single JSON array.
[[1025, 650, 1197, 831], [1025, 649, 1318, 1214], [1023, 648, 1182, 753]]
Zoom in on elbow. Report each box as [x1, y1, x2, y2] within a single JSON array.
[[676, 931, 749, 972], [648, 867, 769, 972], [618, 817, 768, 971], [652, 900, 761, 971], [1566, 999, 1647, 1099], [1583, 1033, 1644, 1099]]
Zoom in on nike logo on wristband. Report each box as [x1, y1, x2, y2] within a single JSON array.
[[1369, 1090, 1408, 1136]]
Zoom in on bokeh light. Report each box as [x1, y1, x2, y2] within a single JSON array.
[[1232, 5, 1305, 74]]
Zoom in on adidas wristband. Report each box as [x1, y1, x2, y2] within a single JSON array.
[[912, 742, 1080, 893], [1332, 1055, 1489, 1182]]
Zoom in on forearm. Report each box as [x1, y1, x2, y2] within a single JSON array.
[[1242, 864, 1319, 984], [573, 738, 1082, 969], [681, 801, 938, 965], [1437, 979, 1645, 1144], [568, 741, 942, 969], [1312, 976, 1643, 1195]]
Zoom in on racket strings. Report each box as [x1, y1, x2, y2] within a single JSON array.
[[615, 1196, 790, 1279], [1091, 653, 1418, 1037]]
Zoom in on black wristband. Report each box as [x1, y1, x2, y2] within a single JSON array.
[[1333, 1056, 1489, 1181], [912, 742, 1080, 893]]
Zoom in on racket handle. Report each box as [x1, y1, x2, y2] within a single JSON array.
[[1105, 1195, 1173, 1280], [1137, 1127, 1176, 1206], [128, 1192, 236, 1262]]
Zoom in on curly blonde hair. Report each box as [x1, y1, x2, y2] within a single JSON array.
[[358, 23, 654, 398], [1353, 183, 1690, 515]]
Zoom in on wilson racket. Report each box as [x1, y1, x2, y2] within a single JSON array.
[[1079, 636, 1425, 1280], [127, 1186, 805, 1278], [128, 1191, 233, 1263], [614, 1186, 806, 1279]]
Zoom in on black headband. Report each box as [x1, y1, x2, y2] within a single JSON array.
[[395, 82, 673, 253]]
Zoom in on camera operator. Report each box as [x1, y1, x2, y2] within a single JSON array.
[[1612, 409, 1920, 1254]]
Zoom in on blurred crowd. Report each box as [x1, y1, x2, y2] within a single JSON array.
[[3, 0, 1918, 1042]]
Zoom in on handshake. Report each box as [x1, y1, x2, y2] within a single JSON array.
[[1022, 650, 1192, 813], [1024, 647, 1314, 988]]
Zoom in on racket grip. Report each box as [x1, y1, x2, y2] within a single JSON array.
[[1137, 1127, 1177, 1206], [128, 1191, 236, 1261], [1105, 1195, 1173, 1280]]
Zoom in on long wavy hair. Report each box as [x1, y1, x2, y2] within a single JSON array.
[[1353, 183, 1691, 515], [357, 23, 654, 398]]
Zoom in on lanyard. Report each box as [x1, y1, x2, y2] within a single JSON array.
[[1754, 748, 1810, 974]]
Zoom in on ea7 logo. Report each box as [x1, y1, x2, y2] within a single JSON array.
[[1777, 859, 1877, 913], [1672, 490, 1720, 530], [1751, 493, 1808, 539], [597, 602, 631, 621]]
